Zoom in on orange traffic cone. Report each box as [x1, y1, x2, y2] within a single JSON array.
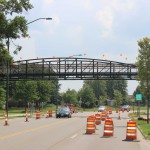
[[4, 117, 9, 126], [118, 111, 121, 120], [46, 111, 49, 118], [25, 112, 29, 122]]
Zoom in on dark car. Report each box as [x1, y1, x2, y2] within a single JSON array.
[[56, 107, 72, 118]]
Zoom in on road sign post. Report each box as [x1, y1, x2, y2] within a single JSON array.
[[136, 94, 142, 117]]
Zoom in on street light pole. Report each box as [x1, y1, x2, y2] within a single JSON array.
[[26, 18, 52, 25], [5, 17, 52, 118]]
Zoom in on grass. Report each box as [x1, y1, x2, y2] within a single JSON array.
[[136, 119, 150, 139], [129, 112, 150, 140]]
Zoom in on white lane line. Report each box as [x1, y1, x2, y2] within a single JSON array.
[[70, 134, 77, 139]]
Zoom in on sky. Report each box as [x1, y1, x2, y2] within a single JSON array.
[[10, 0, 150, 95]]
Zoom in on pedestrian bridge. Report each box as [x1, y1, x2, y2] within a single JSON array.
[[0, 57, 137, 81]]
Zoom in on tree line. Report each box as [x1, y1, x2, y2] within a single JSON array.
[[61, 80, 129, 108]]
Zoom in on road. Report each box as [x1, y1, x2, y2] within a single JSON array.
[[0, 111, 149, 150]]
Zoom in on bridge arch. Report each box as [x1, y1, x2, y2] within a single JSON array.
[[0, 57, 137, 81]]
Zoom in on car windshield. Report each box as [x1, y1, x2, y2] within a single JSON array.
[[58, 108, 70, 113]]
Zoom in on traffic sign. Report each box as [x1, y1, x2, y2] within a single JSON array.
[[136, 94, 142, 101]]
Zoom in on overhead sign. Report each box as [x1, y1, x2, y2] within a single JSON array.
[[136, 94, 142, 101]]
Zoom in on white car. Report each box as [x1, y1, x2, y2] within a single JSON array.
[[98, 106, 106, 112]]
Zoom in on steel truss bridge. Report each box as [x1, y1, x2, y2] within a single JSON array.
[[0, 57, 137, 81]]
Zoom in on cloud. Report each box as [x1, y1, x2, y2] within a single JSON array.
[[96, 7, 113, 32], [95, 0, 135, 38]]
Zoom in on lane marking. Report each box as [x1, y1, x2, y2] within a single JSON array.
[[70, 134, 77, 139], [0, 119, 73, 140]]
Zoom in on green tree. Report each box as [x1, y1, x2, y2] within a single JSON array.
[[62, 89, 78, 105], [106, 80, 127, 100], [113, 90, 122, 108], [37, 80, 54, 106], [84, 80, 106, 99], [14, 81, 39, 110], [136, 37, 150, 123], [0, 86, 6, 109], [0, 0, 33, 54], [78, 85, 96, 108]]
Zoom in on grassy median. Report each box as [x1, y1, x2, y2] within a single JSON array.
[[129, 112, 150, 140]]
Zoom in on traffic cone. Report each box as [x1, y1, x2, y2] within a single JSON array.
[[25, 112, 29, 122], [118, 111, 121, 120], [46, 111, 49, 118], [4, 117, 9, 126]]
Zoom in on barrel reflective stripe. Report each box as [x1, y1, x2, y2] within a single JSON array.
[[127, 129, 136, 133], [87, 122, 95, 124], [127, 127, 136, 130], [96, 116, 101, 119], [104, 130, 113, 133], [126, 133, 136, 136], [105, 124, 113, 127], [87, 127, 95, 129]]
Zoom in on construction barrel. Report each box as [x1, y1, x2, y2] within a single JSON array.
[[101, 111, 107, 121], [86, 116, 96, 134], [95, 113, 101, 125], [103, 118, 114, 137], [126, 120, 137, 140], [36, 110, 41, 119], [48, 110, 53, 117]]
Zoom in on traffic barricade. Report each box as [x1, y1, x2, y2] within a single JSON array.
[[122, 108, 124, 112], [45, 111, 49, 118], [36, 110, 41, 119], [86, 117, 96, 134], [4, 111, 9, 126], [126, 120, 137, 140], [25, 111, 29, 122], [108, 109, 112, 114], [101, 111, 107, 121], [48, 110, 53, 117], [116, 108, 119, 113], [95, 113, 101, 125], [103, 118, 114, 137]]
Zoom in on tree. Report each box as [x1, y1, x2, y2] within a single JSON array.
[[84, 80, 106, 99], [0, 86, 6, 109], [78, 85, 96, 108], [0, 0, 33, 54], [62, 89, 78, 105], [36, 80, 56, 109], [106, 80, 127, 100], [14, 81, 39, 110], [136, 37, 150, 123], [113, 90, 122, 108]]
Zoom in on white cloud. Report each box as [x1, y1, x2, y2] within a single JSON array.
[[95, 0, 136, 37]]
